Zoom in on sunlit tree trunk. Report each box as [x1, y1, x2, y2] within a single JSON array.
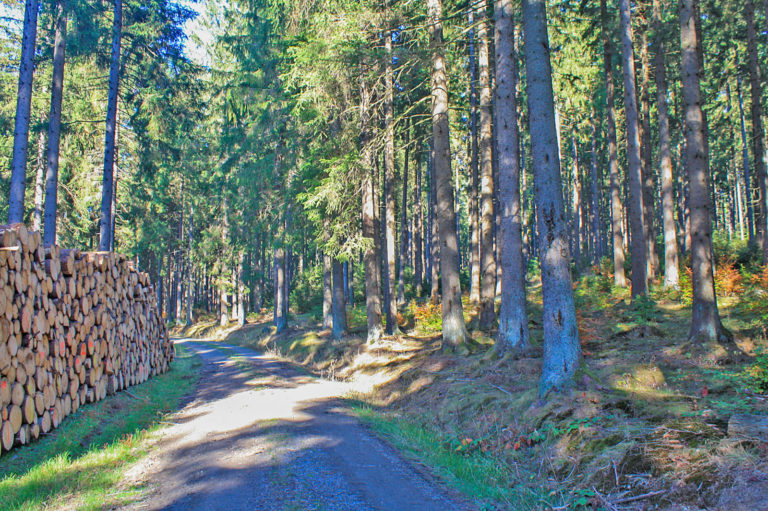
[[495, 0, 530, 354], [680, 0, 731, 343], [477, 0, 497, 330], [33, 129, 45, 232], [653, 0, 679, 289], [383, 19, 399, 335], [398, 120, 410, 305], [745, 0, 768, 260], [427, 0, 468, 348], [414, 152, 424, 297], [601, 0, 627, 288], [332, 259, 347, 340], [589, 111, 602, 264], [99, 0, 122, 251], [522, 0, 582, 396], [736, 75, 756, 244], [43, 0, 67, 247], [8, 0, 39, 224], [323, 254, 333, 329], [618, 0, 648, 297], [468, 8, 481, 305]]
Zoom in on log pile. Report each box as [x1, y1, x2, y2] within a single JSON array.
[[0, 223, 173, 454]]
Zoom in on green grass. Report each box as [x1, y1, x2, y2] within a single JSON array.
[[351, 402, 548, 510], [0, 345, 201, 511]]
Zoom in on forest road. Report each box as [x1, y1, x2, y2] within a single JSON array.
[[122, 338, 474, 511]]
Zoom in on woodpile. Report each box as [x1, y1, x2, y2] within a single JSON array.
[[0, 223, 173, 454]]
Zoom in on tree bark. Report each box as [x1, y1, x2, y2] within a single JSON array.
[[476, 0, 497, 330], [640, 19, 658, 281], [33, 129, 45, 232], [427, 0, 468, 348], [361, 69, 383, 343], [679, 0, 730, 343], [332, 259, 347, 340], [383, 21, 399, 335], [429, 146, 440, 304], [736, 75, 755, 244], [43, 0, 67, 248], [494, 0, 530, 354], [653, 0, 679, 289], [589, 110, 602, 264], [414, 151, 424, 297], [618, 0, 648, 297], [99, 0, 122, 251], [522, 0, 582, 396], [8, 0, 39, 224], [602, 0, 627, 288], [468, 8, 481, 305], [745, 0, 768, 260], [397, 120, 410, 305], [323, 254, 333, 329]]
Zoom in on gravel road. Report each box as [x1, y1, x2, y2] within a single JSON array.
[[123, 338, 474, 511]]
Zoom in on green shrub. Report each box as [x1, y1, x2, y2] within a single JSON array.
[[290, 263, 324, 314], [743, 348, 768, 394]]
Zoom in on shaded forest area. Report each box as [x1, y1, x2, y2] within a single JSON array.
[[3, 0, 768, 507]]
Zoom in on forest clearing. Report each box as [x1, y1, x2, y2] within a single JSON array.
[[2, 0, 768, 509]]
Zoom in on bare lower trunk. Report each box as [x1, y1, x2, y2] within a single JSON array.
[[495, 0, 530, 354], [43, 0, 67, 248], [618, 0, 648, 297], [654, 0, 679, 289], [33, 130, 45, 231], [332, 259, 347, 340], [414, 152, 424, 297], [8, 0, 39, 224], [602, 0, 627, 288], [427, 0, 468, 348], [679, 0, 730, 343], [640, 24, 657, 281], [323, 254, 333, 329], [477, 0, 497, 330], [468, 8, 481, 305], [398, 121, 410, 305], [736, 75, 755, 244], [383, 24, 399, 335], [589, 111, 601, 264], [274, 246, 287, 332], [523, 0, 581, 396], [99, 0, 122, 251]]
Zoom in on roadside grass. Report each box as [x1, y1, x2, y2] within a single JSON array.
[[0, 345, 201, 511]]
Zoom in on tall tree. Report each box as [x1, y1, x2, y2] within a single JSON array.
[[43, 0, 68, 247], [744, 0, 768, 260], [601, 0, 627, 288], [8, 0, 39, 224], [736, 74, 755, 244], [426, 0, 468, 349], [679, 0, 730, 343], [495, 0, 530, 354], [476, 0, 497, 330], [99, 0, 123, 251], [323, 254, 333, 329], [331, 259, 347, 340], [653, 0, 679, 288], [522, 0, 581, 395], [618, 0, 648, 297], [382, 9, 399, 335], [468, 7, 481, 305]]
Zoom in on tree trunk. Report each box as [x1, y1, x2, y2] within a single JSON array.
[[679, 0, 730, 343], [361, 69, 383, 343], [33, 129, 45, 232], [476, 0, 497, 330], [332, 260, 347, 340], [429, 149, 440, 304], [618, 0, 648, 297], [427, 0, 468, 348], [589, 110, 602, 264], [43, 0, 67, 248], [495, 0, 530, 354], [274, 246, 287, 332], [237, 252, 245, 326], [736, 75, 756, 244], [653, 0, 679, 289], [640, 22, 658, 281], [468, 8, 481, 305], [99, 0, 122, 252], [522, 0, 582, 396], [383, 22, 399, 335], [323, 254, 333, 329], [745, 0, 768, 260], [602, 0, 627, 288], [8, 0, 39, 224], [414, 151, 424, 297], [397, 120, 410, 305], [571, 137, 582, 270]]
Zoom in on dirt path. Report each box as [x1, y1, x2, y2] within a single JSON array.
[[123, 338, 473, 511]]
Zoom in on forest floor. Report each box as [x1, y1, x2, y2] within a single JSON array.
[[178, 271, 768, 510], [121, 338, 473, 511]]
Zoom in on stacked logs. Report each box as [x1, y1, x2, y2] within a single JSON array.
[[0, 224, 173, 453]]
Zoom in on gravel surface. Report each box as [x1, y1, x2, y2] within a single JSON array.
[[122, 338, 474, 511]]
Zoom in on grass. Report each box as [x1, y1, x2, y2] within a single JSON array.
[[0, 345, 201, 511]]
